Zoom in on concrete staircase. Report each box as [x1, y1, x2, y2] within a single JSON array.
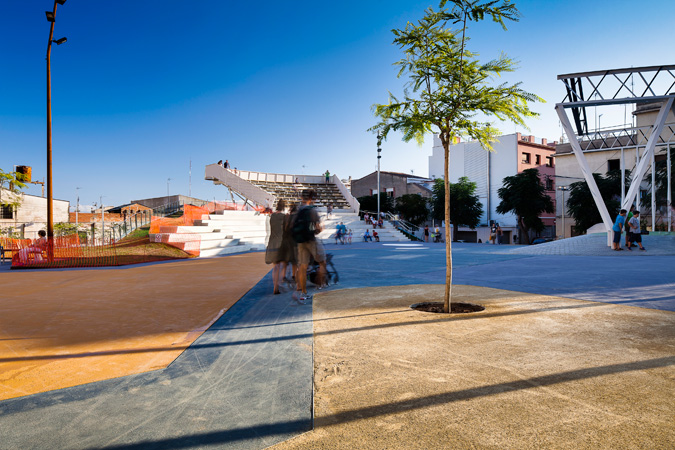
[[151, 209, 411, 258], [150, 210, 268, 258], [250, 180, 352, 210], [315, 209, 411, 243]]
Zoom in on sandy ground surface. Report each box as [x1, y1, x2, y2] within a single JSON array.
[[270, 284, 675, 450], [0, 253, 269, 401]]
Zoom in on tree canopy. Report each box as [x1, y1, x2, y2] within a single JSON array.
[[566, 171, 624, 234], [496, 168, 553, 244], [356, 194, 394, 214], [395, 194, 429, 225], [0, 168, 26, 209], [432, 177, 483, 239], [370, 1, 539, 312]]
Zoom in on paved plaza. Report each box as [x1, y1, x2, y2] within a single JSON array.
[[0, 236, 673, 449]]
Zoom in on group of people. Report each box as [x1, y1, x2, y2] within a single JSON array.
[[363, 213, 384, 228], [489, 223, 503, 244], [363, 229, 379, 242], [265, 189, 327, 302], [334, 222, 351, 244], [423, 225, 443, 243], [612, 207, 646, 251], [216, 159, 230, 169]]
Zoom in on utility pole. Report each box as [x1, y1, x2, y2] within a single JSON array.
[[75, 187, 81, 226], [45, 0, 68, 260], [167, 178, 171, 196], [377, 132, 382, 219], [100, 195, 104, 245]]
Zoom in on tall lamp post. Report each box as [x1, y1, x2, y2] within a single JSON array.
[[46, 0, 68, 259], [558, 185, 570, 239], [377, 132, 382, 219]]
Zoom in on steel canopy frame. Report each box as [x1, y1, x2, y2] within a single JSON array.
[[556, 64, 675, 245]]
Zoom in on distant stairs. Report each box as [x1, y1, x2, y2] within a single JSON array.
[[315, 210, 412, 243]]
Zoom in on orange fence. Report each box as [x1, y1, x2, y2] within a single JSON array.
[[8, 233, 192, 270]]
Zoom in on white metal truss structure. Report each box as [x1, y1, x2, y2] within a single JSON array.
[[555, 65, 675, 243]]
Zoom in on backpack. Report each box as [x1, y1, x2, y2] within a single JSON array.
[[292, 206, 315, 243]]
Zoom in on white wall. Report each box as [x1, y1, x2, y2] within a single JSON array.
[[428, 134, 519, 227], [0, 189, 70, 238]]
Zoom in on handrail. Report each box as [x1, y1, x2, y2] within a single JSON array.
[[361, 209, 422, 240], [205, 164, 276, 207], [331, 175, 360, 213], [110, 200, 184, 242]]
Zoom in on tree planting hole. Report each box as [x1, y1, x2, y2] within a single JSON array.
[[410, 302, 484, 314]]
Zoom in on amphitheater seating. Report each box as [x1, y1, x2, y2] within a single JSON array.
[[249, 180, 351, 209]]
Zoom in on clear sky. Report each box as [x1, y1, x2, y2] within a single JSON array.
[[1, 1, 672, 209]]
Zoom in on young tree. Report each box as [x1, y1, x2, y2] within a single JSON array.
[[496, 168, 554, 244], [395, 194, 429, 225], [431, 177, 483, 240], [371, 1, 540, 312], [566, 171, 623, 234], [0, 168, 27, 210]]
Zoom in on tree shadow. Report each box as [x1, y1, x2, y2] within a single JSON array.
[[87, 355, 675, 450]]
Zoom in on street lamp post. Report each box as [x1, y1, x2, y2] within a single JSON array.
[[75, 186, 80, 226], [377, 132, 382, 219], [46, 0, 67, 259], [167, 178, 171, 196], [558, 186, 570, 239]]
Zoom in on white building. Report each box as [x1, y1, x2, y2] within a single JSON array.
[[429, 132, 557, 243], [0, 189, 70, 239]]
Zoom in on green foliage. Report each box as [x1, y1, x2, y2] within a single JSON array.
[[370, 0, 537, 311], [0, 168, 27, 209], [395, 194, 429, 225], [54, 222, 80, 236], [648, 150, 675, 208], [0, 226, 21, 239], [356, 194, 394, 214], [432, 177, 483, 233], [566, 171, 623, 233], [496, 168, 554, 244]]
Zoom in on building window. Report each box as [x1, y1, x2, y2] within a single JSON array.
[[522, 152, 531, 164], [608, 159, 620, 172], [546, 156, 554, 167], [0, 205, 14, 219], [535, 154, 541, 165], [545, 177, 554, 191]]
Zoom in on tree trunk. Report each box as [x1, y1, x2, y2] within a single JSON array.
[[443, 141, 453, 313], [518, 217, 531, 245]]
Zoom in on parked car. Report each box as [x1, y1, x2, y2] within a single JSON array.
[[531, 237, 554, 245]]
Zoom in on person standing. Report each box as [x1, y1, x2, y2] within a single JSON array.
[[612, 209, 627, 251], [625, 206, 635, 248], [224, 160, 230, 169], [265, 200, 288, 294], [627, 210, 646, 251], [324, 170, 330, 184], [490, 223, 497, 244], [292, 189, 326, 302], [496, 224, 503, 244], [424, 225, 429, 242]]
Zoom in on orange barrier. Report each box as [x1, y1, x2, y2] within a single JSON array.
[[10, 234, 191, 269]]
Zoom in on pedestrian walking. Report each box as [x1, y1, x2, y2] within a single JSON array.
[[627, 210, 646, 251]]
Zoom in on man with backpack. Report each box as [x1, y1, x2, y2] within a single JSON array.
[[292, 189, 326, 301]]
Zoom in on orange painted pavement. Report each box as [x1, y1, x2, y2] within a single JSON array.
[[0, 253, 270, 401]]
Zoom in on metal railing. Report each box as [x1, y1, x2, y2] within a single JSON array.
[[360, 210, 423, 241], [109, 200, 184, 242]]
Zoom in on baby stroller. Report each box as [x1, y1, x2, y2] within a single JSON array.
[[308, 253, 339, 286]]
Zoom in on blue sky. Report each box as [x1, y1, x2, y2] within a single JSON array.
[[0, 0, 672, 209]]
